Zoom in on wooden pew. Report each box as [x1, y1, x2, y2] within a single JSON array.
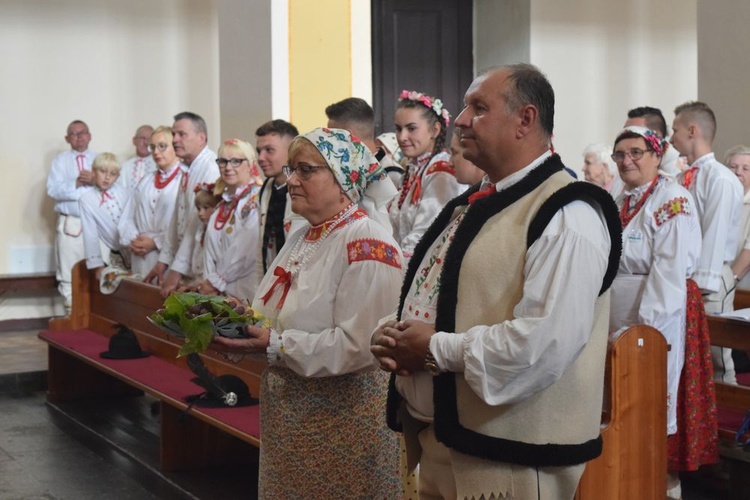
[[576, 325, 667, 499], [40, 261, 267, 472]]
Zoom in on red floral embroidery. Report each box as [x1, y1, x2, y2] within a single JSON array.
[[425, 160, 454, 176], [653, 196, 691, 227], [346, 239, 402, 269]]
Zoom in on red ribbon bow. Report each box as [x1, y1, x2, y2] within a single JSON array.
[[100, 190, 113, 206], [260, 266, 293, 310], [468, 184, 495, 205]]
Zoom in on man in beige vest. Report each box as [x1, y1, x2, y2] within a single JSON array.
[[371, 64, 621, 500]]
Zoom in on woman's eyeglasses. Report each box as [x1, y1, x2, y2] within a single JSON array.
[[216, 158, 248, 169], [611, 148, 650, 164], [148, 143, 170, 153], [282, 165, 327, 180]]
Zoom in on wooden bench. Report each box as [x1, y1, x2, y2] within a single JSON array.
[[575, 325, 667, 499], [0, 272, 58, 332], [40, 261, 267, 473]]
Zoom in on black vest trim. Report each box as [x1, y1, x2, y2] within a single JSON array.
[[386, 154, 622, 467], [527, 182, 622, 296]]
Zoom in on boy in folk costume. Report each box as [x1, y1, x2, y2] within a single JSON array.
[[79, 153, 128, 279], [178, 183, 221, 291]]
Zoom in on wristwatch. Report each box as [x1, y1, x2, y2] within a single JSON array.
[[424, 349, 442, 376]]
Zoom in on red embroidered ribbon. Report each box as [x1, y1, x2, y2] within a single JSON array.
[[260, 266, 293, 309], [681, 166, 698, 190], [100, 190, 113, 206], [468, 184, 495, 204], [76, 154, 85, 173]]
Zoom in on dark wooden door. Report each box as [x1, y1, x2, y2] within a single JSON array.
[[372, 0, 473, 135]]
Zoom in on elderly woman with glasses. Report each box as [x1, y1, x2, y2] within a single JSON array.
[[213, 128, 402, 498], [608, 126, 717, 498], [188, 138, 264, 301], [119, 126, 183, 277], [726, 146, 750, 289]]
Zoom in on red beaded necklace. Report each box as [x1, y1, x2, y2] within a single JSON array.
[[620, 175, 660, 229], [214, 184, 251, 231], [154, 165, 181, 189]]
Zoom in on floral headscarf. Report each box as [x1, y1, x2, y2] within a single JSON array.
[[376, 132, 403, 162], [299, 127, 397, 229], [615, 126, 667, 156]]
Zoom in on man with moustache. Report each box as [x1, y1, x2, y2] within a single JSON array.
[[371, 64, 621, 500]]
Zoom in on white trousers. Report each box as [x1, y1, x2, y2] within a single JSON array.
[[55, 215, 85, 308]]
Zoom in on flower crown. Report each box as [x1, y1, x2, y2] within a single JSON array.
[[399, 90, 451, 126], [193, 182, 216, 194]]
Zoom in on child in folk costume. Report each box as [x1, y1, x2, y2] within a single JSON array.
[[388, 90, 464, 262], [79, 153, 128, 279], [118, 126, 182, 278], [196, 139, 263, 302], [178, 183, 222, 291]]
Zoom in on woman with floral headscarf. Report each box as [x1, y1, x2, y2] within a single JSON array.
[[212, 128, 402, 498], [389, 90, 464, 262], [194, 138, 263, 302], [608, 126, 717, 499]]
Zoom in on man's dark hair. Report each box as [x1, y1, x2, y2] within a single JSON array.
[[173, 111, 208, 138], [674, 101, 717, 142], [502, 63, 555, 139], [255, 119, 299, 139], [627, 106, 667, 137], [325, 98, 375, 141]]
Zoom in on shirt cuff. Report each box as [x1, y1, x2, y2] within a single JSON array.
[[430, 331, 465, 373], [693, 268, 721, 294], [267, 329, 283, 364], [207, 273, 227, 292]]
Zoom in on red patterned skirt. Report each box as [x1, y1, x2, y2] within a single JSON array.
[[667, 279, 719, 470]]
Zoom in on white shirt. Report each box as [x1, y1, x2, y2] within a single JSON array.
[[46, 149, 97, 216], [79, 183, 129, 269], [610, 176, 701, 434], [191, 222, 207, 281], [204, 184, 261, 302], [118, 164, 182, 275], [255, 213, 404, 378], [394, 152, 612, 419], [388, 151, 466, 261], [118, 155, 156, 191], [678, 152, 743, 292], [159, 146, 220, 274]]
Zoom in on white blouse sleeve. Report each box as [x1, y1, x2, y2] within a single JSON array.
[[46, 155, 80, 202], [431, 201, 611, 406], [278, 259, 404, 377], [117, 195, 139, 247], [80, 196, 104, 269]]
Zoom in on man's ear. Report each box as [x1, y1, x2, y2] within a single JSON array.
[[517, 105, 539, 138]]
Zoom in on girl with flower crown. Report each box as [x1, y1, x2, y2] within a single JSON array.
[[212, 128, 403, 499], [389, 90, 465, 262], [195, 139, 263, 302], [118, 126, 183, 278], [608, 126, 717, 498]]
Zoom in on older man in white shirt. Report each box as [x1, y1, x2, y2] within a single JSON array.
[[118, 124, 155, 191], [46, 120, 97, 311]]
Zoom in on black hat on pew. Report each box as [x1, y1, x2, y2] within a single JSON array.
[[100, 324, 150, 359], [185, 353, 258, 408]]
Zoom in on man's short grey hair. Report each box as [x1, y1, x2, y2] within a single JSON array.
[[173, 111, 208, 139]]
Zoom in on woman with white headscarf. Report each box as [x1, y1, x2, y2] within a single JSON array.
[[213, 127, 402, 499]]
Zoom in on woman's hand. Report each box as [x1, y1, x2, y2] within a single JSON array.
[[212, 325, 271, 354], [197, 279, 220, 295]]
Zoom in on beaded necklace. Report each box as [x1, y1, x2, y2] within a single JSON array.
[[154, 165, 181, 189], [213, 184, 251, 231], [259, 203, 365, 310], [620, 175, 660, 229]]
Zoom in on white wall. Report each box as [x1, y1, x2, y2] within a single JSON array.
[[0, 0, 220, 275], [530, 0, 697, 173], [697, 0, 750, 160]]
